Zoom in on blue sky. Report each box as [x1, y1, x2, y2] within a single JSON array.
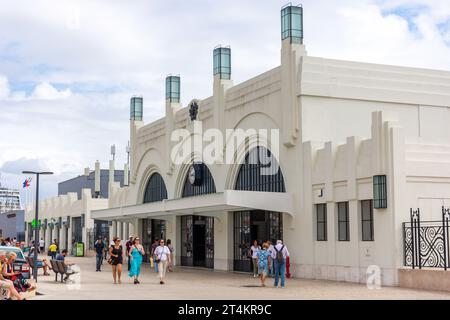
[[1, 0, 450, 205]]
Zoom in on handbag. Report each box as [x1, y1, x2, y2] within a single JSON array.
[[107, 258, 112, 265], [155, 248, 162, 263]]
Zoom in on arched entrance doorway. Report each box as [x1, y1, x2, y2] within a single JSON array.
[[180, 163, 215, 269], [233, 146, 286, 272], [141, 172, 168, 262]]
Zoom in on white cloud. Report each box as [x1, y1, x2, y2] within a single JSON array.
[[0, 75, 10, 99], [31, 82, 71, 100]]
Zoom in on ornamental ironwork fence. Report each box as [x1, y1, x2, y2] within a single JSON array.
[[403, 207, 450, 270]]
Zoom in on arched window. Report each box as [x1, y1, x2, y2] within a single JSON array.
[[143, 173, 168, 203], [182, 163, 216, 197], [235, 146, 286, 192]]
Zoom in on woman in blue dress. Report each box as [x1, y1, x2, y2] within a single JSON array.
[[256, 242, 271, 287], [128, 237, 145, 284]]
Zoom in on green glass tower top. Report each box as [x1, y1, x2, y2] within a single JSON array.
[[130, 96, 143, 121], [281, 4, 303, 44], [213, 46, 231, 80], [166, 75, 180, 103]]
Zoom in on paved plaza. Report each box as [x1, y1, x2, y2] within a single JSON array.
[[29, 256, 450, 300]]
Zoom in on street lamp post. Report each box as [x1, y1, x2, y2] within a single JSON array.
[[22, 170, 53, 282]]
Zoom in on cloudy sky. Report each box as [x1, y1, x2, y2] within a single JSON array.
[[1, 0, 450, 204]]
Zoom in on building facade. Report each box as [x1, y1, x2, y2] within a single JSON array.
[[25, 161, 128, 254], [27, 5, 450, 286], [58, 168, 124, 200], [0, 186, 21, 214]]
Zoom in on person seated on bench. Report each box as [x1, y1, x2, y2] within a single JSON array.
[[0, 251, 23, 300], [2, 252, 36, 293], [56, 249, 77, 281], [28, 247, 51, 276]]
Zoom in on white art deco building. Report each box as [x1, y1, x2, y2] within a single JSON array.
[[26, 5, 450, 288]]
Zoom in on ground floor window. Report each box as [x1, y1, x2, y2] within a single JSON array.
[[94, 220, 110, 242], [233, 210, 283, 272], [72, 217, 82, 244], [316, 204, 327, 241], [141, 218, 166, 262], [337, 202, 350, 241], [361, 200, 374, 241], [181, 215, 214, 269]]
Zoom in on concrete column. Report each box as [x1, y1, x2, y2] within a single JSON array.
[[45, 227, 51, 251], [348, 199, 361, 282], [163, 216, 178, 266], [59, 227, 66, 251], [124, 223, 129, 239], [111, 221, 116, 240], [213, 212, 232, 271], [67, 223, 73, 254], [326, 201, 337, 281], [128, 221, 135, 237], [94, 160, 100, 197], [124, 163, 129, 186]]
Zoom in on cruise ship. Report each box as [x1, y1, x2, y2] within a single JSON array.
[[0, 184, 21, 213]]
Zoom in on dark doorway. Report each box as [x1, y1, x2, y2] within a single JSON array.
[[181, 215, 214, 269], [193, 222, 206, 267], [233, 210, 283, 272], [141, 218, 166, 262]]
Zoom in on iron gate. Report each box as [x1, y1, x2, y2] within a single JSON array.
[[403, 207, 450, 270]]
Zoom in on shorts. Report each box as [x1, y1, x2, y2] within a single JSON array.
[[0, 279, 12, 288], [258, 266, 268, 276]]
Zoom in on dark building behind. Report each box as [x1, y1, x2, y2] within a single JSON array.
[[0, 210, 25, 241], [58, 169, 125, 200]]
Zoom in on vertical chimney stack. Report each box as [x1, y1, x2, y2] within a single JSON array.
[[212, 46, 233, 136], [165, 75, 180, 103], [109, 159, 115, 188], [124, 163, 129, 186], [165, 75, 181, 175], [130, 96, 143, 121], [281, 4, 303, 44], [213, 46, 231, 80], [94, 160, 100, 197], [84, 167, 90, 176]]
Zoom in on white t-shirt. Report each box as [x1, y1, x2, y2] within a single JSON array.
[[154, 246, 170, 262], [251, 245, 260, 259], [39, 240, 44, 247]]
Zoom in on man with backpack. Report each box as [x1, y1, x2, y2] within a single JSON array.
[[272, 240, 290, 288]]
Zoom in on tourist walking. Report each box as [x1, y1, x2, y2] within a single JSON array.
[[39, 238, 45, 253], [48, 241, 58, 260], [150, 238, 159, 273], [250, 240, 260, 278], [153, 239, 171, 285], [272, 240, 290, 288], [125, 236, 133, 271], [94, 237, 105, 272], [109, 237, 123, 284], [167, 239, 174, 272], [128, 237, 145, 284], [256, 242, 271, 287]]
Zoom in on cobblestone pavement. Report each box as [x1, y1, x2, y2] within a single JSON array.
[[30, 256, 450, 300]]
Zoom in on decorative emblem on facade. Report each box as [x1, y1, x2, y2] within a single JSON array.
[[189, 100, 199, 121]]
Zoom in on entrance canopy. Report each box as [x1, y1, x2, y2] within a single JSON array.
[[91, 190, 295, 221]]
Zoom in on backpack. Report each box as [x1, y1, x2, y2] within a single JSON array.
[[274, 245, 284, 263]]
